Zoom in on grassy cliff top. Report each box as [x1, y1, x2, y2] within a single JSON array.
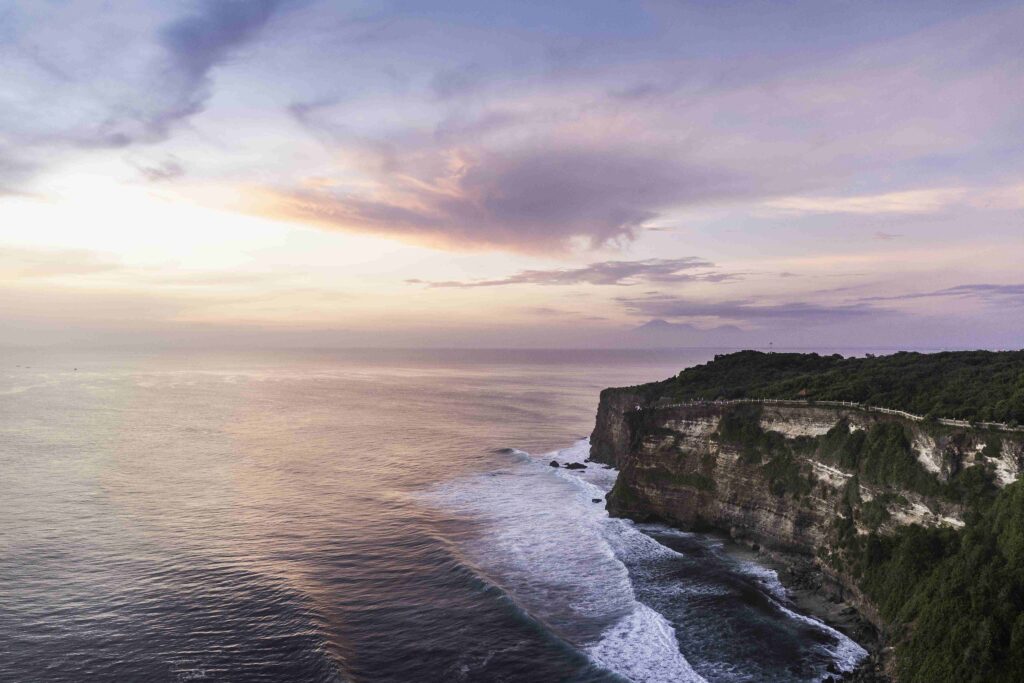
[[653, 350, 1024, 424]]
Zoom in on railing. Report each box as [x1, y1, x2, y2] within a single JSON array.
[[632, 398, 1024, 433]]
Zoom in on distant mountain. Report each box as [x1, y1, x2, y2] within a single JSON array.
[[628, 318, 748, 345]]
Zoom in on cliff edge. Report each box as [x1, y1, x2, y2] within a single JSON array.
[[590, 350, 1024, 682]]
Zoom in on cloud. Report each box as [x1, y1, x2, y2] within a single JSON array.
[[1, 0, 289, 162], [136, 157, 186, 182], [252, 5, 1024, 252], [119, 0, 287, 144], [407, 257, 735, 288], [633, 318, 745, 335], [0, 247, 121, 279], [266, 147, 748, 251], [861, 283, 1024, 307], [37, 1, 291, 150], [874, 231, 902, 241], [431, 63, 486, 99], [608, 82, 665, 101], [617, 294, 882, 325], [0, 151, 37, 195], [432, 110, 522, 144], [762, 188, 967, 216]]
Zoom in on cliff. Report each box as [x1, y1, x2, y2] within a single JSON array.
[[592, 397, 1023, 544], [590, 391, 1024, 676]]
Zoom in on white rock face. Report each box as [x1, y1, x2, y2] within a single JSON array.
[[810, 460, 852, 487], [759, 407, 838, 438], [754, 404, 1023, 488], [911, 432, 943, 475], [993, 456, 1020, 486], [662, 417, 718, 437], [889, 501, 964, 529]]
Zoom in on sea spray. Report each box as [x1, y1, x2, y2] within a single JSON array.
[[428, 438, 866, 682]]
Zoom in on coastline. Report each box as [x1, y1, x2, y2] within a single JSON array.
[[719, 538, 890, 682]]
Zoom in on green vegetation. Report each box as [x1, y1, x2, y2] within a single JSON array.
[[664, 350, 1024, 424], [711, 404, 994, 503], [818, 421, 941, 497], [834, 482, 1024, 682], [608, 477, 641, 507], [983, 436, 1004, 459], [762, 451, 813, 497], [860, 497, 891, 529], [717, 403, 787, 465], [714, 404, 814, 498], [818, 419, 998, 506], [709, 396, 1016, 679], [625, 348, 1024, 679]]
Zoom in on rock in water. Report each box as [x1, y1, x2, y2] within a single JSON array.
[[549, 460, 560, 467], [564, 462, 587, 470]]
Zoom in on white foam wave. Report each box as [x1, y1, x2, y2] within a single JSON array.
[[427, 438, 706, 682], [777, 602, 868, 673], [428, 437, 865, 681], [735, 561, 789, 602], [734, 561, 868, 672], [587, 604, 705, 683]]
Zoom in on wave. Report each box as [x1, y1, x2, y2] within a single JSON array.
[[428, 439, 703, 682], [587, 603, 705, 683], [428, 438, 865, 682]]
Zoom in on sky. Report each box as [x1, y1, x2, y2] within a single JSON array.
[[1, 0, 1022, 349]]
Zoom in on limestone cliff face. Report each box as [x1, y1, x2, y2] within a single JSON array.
[[591, 396, 1024, 559], [588, 387, 645, 467]]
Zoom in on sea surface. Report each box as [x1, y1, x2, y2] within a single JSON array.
[[0, 348, 866, 682]]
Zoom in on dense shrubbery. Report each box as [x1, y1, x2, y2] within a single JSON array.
[[649, 349, 1024, 679], [818, 421, 943, 497], [714, 405, 815, 497], [713, 406, 993, 504], [717, 403, 787, 465], [667, 350, 1024, 424], [844, 482, 1024, 682], [712, 400, 1019, 680]]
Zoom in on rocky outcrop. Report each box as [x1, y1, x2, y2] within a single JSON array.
[[589, 394, 1024, 630], [588, 387, 646, 467]]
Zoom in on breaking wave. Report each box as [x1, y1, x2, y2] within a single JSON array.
[[427, 438, 866, 682]]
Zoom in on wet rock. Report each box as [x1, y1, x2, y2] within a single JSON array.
[[592, 498, 603, 503], [549, 460, 560, 467], [564, 462, 587, 470]]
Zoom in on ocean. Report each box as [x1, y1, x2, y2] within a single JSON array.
[[0, 348, 865, 682]]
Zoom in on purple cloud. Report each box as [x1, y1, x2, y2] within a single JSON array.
[[431, 63, 486, 99], [617, 294, 883, 325], [0, 152, 35, 195], [276, 147, 750, 251], [861, 283, 1024, 306], [136, 157, 186, 182], [129, 0, 287, 143], [31, 1, 290, 151], [407, 257, 732, 288]]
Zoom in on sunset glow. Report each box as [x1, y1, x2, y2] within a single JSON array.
[[2, 0, 1022, 348]]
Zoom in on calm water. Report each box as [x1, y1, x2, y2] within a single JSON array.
[[0, 349, 865, 682]]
